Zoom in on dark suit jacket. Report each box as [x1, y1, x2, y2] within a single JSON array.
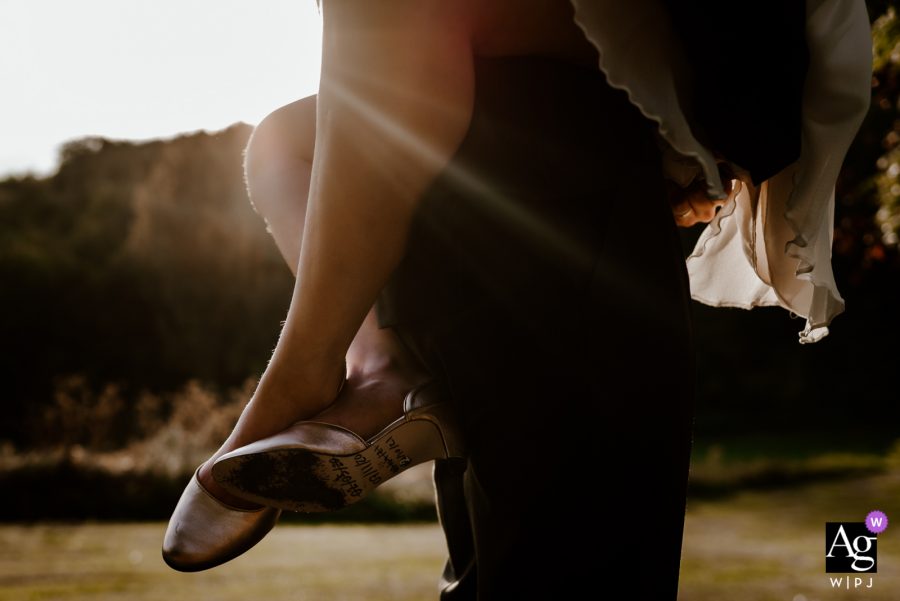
[[663, 0, 809, 184]]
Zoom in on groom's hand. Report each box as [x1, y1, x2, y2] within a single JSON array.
[[668, 164, 734, 227]]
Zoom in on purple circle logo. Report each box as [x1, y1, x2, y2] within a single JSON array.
[[865, 510, 889, 534]]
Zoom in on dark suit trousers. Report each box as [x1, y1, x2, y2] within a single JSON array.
[[376, 56, 696, 600]]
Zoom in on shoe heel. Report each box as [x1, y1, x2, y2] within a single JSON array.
[[404, 382, 465, 460], [408, 401, 464, 459]]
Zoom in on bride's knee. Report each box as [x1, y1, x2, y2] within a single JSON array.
[[244, 95, 318, 215]]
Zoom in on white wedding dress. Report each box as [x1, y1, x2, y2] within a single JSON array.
[[570, 0, 872, 343]]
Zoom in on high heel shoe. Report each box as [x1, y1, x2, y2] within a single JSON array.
[[161, 467, 281, 572], [162, 365, 347, 570], [210, 381, 464, 513]]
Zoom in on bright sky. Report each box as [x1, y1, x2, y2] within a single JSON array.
[[0, 0, 323, 178]]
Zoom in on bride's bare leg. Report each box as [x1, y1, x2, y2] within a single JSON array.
[[198, 1, 473, 500], [244, 96, 429, 434]]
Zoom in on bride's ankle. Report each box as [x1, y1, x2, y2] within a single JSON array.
[[257, 356, 347, 416], [347, 332, 428, 384], [347, 354, 427, 385]]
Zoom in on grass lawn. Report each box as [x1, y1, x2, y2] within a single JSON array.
[[1, 469, 899, 600], [0, 524, 448, 601], [681, 469, 900, 600]]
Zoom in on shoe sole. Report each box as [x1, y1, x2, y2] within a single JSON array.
[[213, 418, 452, 513]]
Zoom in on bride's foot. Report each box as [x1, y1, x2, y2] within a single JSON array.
[[164, 315, 425, 570], [314, 356, 431, 439], [195, 365, 346, 509], [195, 365, 425, 508], [211, 359, 457, 513], [197, 315, 427, 508]]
